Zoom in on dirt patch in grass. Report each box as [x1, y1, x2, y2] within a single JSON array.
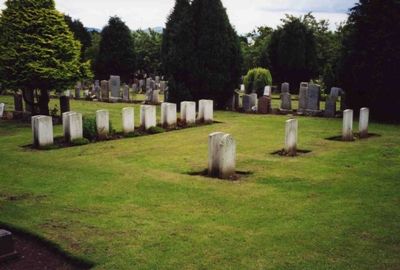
[[270, 149, 312, 156], [185, 169, 252, 181], [325, 133, 381, 141]]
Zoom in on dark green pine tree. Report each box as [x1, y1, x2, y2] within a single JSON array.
[[64, 15, 92, 62], [337, 0, 400, 121], [191, 0, 243, 109], [97, 16, 135, 82], [0, 0, 91, 115], [161, 0, 195, 105]]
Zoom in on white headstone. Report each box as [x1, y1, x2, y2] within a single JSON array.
[[31, 115, 42, 148], [161, 102, 177, 128], [208, 132, 225, 177], [285, 119, 298, 156], [240, 84, 245, 92], [198, 100, 213, 124], [0, 103, 4, 118], [219, 134, 236, 179], [62, 111, 75, 142], [96, 110, 109, 140], [250, 93, 257, 108], [68, 113, 83, 141], [181, 101, 196, 125], [123, 84, 130, 101], [264, 86, 271, 96], [152, 90, 160, 103], [342, 109, 353, 141], [142, 105, 156, 130], [32, 116, 53, 148], [359, 107, 369, 139], [122, 107, 134, 134]]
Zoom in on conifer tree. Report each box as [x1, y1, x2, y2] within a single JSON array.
[[0, 0, 91, 115], [64, 15, 92, 61], [97, 16, 135, 82]]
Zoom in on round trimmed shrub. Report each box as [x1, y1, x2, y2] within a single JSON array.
[[244, 68, 272, 97]]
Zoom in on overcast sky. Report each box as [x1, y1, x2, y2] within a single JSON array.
[[1, 0, 357, 34]]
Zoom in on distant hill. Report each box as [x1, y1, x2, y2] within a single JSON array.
[[86, 27, 163, 33]]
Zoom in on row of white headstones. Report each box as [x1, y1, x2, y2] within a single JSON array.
[[31, 100, 214, 148]]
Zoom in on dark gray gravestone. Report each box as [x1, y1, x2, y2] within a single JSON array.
[[306, 84, 320, 111], [95, 80, 100, 87], [101, 80, 109, 100], [280, 92, 292, 110], [14, 92, 23, 111], [281, 82, 289, 93], [132, 84, 138, 94], [0, 230, 18, 262], [298, 82, 308, 112], [95, 86, 100, 99], [110, 75, 120, 98], [330, 87, 340, 100], [74, 87, 80, 99], [233, 92, 239, 110], [242, 95, 251, 110], [258, 96, 271, 114], [123, 84, 129, 101], [324, 99, 336, 118]]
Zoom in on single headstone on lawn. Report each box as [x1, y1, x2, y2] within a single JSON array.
[[281, 82, 289, 93], [123, 84, 130, 101], [198, 99, 213, 123], [324, 99, 336, 118], [342, 109, 353, 141], [75, 87, 80, 99], [14, 92, 23, 111], [152, 90, 160, 103], [258, 96, 271, 114], [219, 134, 237, 179], [181, 101, 196, 125], [0, 103, 4, 118], [242, 95, 250, 110], [298, 82, 308, 112], [208, 132, 225, 177], [101, 80, 109, 100], [306, 84, 320, 111], [60, 96, 70, 116], [110, 75, 121, 98], [161, 102, 177, 128], [142, 105, 156, 130], [68, 112, 83, 142], [32, 115, 53, 148], [285, 118, 298, 156], [146, 78, 151, 88], [62, 111, 74, 140], [122, 107, 134, 134], [359, 107, 369, 139], [263, 86, 271, 97], [280, 92, 292, 111], [132, 84, 138, 94], [250, 93, 257, 108], [96, 110, 109, 140], [330, 87, 340, 100], [0, 230, 18, 261], [240, 84, 245, 92]]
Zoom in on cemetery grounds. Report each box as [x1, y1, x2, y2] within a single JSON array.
[[0, 94, 400, 269]]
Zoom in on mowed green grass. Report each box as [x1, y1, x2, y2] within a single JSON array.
[[0, 94, 399, 269]]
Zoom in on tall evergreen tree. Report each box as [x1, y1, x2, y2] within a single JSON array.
[[64, 15, 92, 62], [337, 0, 400, 121], [0, 0, 91, 115], [97, 16, 135, 82]]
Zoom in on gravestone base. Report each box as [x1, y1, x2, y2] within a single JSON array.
[[0, 230, 18, 262], [278, 109, 293, 115], [304, 109, 323, 117], [13, 111, 24, 119], [109, 97, 120, 103]]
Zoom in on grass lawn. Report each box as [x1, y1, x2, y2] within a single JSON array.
[[0, 94, 399, 269]]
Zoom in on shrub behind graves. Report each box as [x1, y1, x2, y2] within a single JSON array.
[[244, 68, 272, 98], [82, 116, 97, 140]]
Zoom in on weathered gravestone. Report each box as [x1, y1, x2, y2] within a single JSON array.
[[306, 84, 321, 111], [75, 87, 81, 99], [150, 80, 155, 90], [164, 90, 169, 102], [155, 76, 160, 84], [298, 82, 308, 112], [101, 80, 109, 100], [62, 111, 74, 140], [95, 80, 99, 87], [181, 101, 196, 125], [152, 90, 160, 103], [160, 81, 166, 93], [132, 84, 138, 94], [250, 93, 257, 108], [280, 92, 292, 111], [242, 95, 250, 110], [208, 132, 236, 179], [281, 82, 289, 93], [96, 110, 109, 140], [285, 118, 298, 156], [330, 87, 340, 100], [198, 99, 213, 123], [263, 86, 272, 97], [161, 102, 177, 128], [140, 105, 156, 130], [65, 90, 72, 98], [110, 76, 121, 98], [359, 107, 369, 139], [145, 89, 152, 102], [32, 115, 53, 148], [67, 112, 83, 142], [122, 107, 134, 134], [0, 103, 4, 118], [324, 99, 336, 118], [0, 230, 18, 261], [258, 96, 271, 114], [123, 84, 130, 101], [95, 86, 100, 99], [342, 109, 353, 141]]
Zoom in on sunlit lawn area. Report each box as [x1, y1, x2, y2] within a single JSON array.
[[0, 94, 399, 269]]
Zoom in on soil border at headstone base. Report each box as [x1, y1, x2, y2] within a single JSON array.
[[270, 149, 312, 157], [184, 169, 252, 181], [325, 133, 381, 142]]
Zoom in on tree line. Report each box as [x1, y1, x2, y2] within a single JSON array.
[[0, 0, 399, 121]]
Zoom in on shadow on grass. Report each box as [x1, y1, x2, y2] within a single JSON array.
[[325, 133, 381, 141], [0, 222, 95, 269], [270, 149, 312, 157], [184, 169, 253, 181]]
